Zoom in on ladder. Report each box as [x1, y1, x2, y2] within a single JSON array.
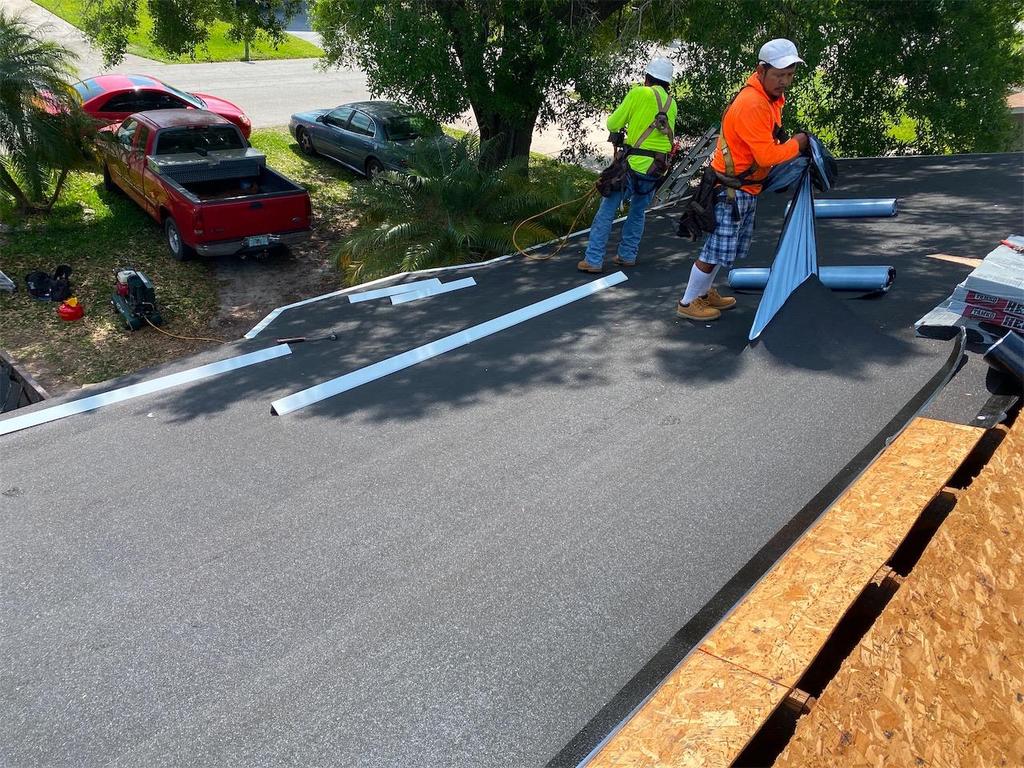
[[652, 125, 718, 206]]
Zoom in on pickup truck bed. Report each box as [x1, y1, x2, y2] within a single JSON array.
[[173, 167, 303, 202]]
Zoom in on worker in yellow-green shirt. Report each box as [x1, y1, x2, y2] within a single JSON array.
[[579, 57, 678, 273]]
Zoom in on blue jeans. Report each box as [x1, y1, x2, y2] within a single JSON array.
[[584, 170, 659, 267]]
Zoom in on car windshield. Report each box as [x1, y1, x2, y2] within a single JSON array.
[[160, 81, 205, 108], [383, 114, 439, 141], [153, 125, 245, 155]]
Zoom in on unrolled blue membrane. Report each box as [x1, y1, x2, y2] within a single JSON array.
[[749, 171, 817, 341], [730, 266, 895, 293], [785, 198, 898, 218]]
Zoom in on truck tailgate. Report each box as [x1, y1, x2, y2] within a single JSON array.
[[197, 191, 310, 243]]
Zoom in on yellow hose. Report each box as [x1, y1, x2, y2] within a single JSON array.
[[512, 186, 599, 261], [143, 315, 228, 344]]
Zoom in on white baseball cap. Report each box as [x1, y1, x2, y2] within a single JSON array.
[[645, 57, 673, 83], [758, 39, 804, 69]]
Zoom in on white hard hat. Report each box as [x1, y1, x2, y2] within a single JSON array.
[[758, 39, 804, 69], [645, 57, 673, 83]]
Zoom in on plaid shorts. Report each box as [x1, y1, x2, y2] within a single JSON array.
[[698, 189, 757, 267]]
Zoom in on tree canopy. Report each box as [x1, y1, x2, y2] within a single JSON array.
[[83, 0, 1023, 160], [0, 10, 94, 213], [312, 0, 636, 166], [312, 0, 1022, 160], [665, 0, 1024, 156], [83, 0, 304, 64]]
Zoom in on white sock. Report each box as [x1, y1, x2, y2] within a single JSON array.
[[681, 265, 714, 305]]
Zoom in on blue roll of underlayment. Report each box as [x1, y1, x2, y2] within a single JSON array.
[[730, 265, 895, 293], [785, 198, 898, 218], [815, 198, 898, 217], [983, 331, 1024, 383]]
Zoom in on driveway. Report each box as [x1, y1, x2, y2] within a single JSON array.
[[11, 0, 609, 162]]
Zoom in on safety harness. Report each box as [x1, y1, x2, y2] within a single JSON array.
[[622, 87, 675, 176], [596, 86, 676, 197], [712, 86, 760, 205]]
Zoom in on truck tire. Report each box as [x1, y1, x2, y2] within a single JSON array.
[[164, 217, 194, 261], [297, 128, 317, 156]]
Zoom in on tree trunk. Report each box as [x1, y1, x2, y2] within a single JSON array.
[[42, 168, 69, 212], [0, 163, 32, 213], [475, 107, 539, 172]]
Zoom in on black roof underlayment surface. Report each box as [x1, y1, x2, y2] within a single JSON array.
[[1, 153, 1021, 768]]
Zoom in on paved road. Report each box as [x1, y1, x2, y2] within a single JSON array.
[[11, 0, 609, 162]]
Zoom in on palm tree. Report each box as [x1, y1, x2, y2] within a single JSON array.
[[337, 133, 597, 283], [0, 10, 92, 213]]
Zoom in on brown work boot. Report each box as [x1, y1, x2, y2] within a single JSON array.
[[577, 260, 603, 274], [704, 287, 737, 310], [676, 296, 722, 321], [612, 255, 637, 267]]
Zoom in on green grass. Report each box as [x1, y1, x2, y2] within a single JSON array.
[[35, 0, 322, 64], [0, 170, 221, 391]]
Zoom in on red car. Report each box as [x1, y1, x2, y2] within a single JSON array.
[[72, 74, 252, 138]]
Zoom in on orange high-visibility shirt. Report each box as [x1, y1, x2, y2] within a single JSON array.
[[710, 72, 800, 195]]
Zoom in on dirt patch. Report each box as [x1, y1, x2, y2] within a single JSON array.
[[209, 224, 347, 340]]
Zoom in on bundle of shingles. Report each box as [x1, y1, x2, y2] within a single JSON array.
[[916, 235, 1024, 344]]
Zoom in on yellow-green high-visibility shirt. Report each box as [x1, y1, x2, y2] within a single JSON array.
[[607, 85, 678, 174]]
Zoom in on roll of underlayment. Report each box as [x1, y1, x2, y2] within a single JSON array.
[[983, 331, 1024, 383], [730, 266, 895, 293], [785, 198, 899, 218]]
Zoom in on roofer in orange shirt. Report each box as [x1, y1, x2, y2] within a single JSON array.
[[676, 39, 810, 321]]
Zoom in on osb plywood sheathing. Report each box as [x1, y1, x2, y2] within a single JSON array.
[[774, 419, 1024, 768], [588, 417, 983, 767]]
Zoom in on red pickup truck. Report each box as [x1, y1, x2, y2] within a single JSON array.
[[96, 109, 312, 259]]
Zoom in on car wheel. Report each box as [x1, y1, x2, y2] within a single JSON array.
[[102, 164, 116, 192], [164, 217, 194, 261], [297, 128, 317, 156], [365, 157, 385, 179]]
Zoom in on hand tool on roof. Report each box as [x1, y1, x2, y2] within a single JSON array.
[[274, 332, 339, 344]]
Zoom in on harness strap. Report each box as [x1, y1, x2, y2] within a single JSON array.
[[622, 86, 674, 171], [715, 85, 764, 202]]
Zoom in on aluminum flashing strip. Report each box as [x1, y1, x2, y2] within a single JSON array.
[[348, 278, 443, 304], [0, 345, 292, 437], [391, 277, 477, 305], [244, 279, 445, 338], [272, 272, 628, 416]]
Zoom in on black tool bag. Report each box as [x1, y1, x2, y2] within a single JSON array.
[[676, 166, 720, 241], [595, 148, 632, 197], [25, 265, 72, 301]]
